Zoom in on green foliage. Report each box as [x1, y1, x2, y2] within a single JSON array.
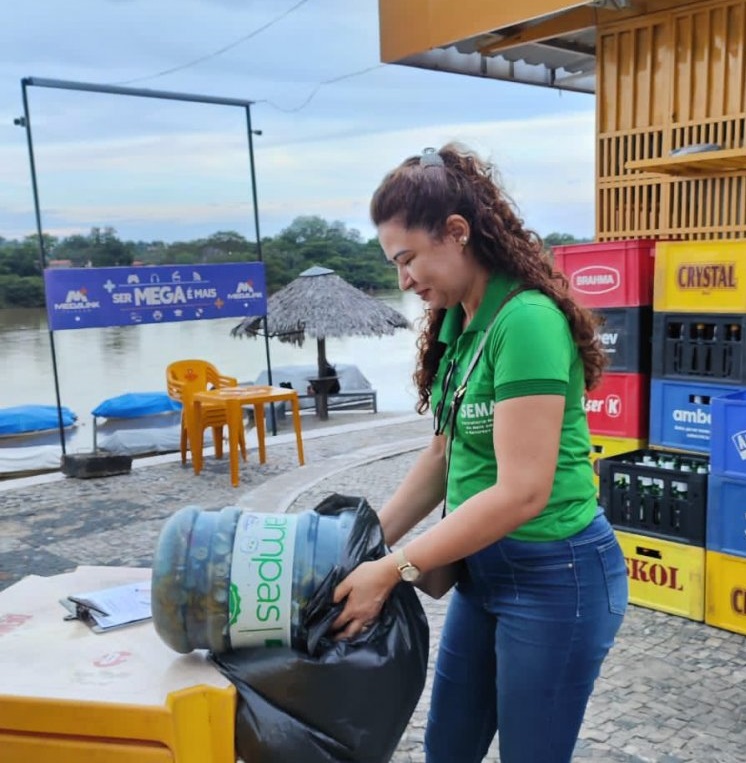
[[0, 274, 45, 308], [0, 219, 588, 308]]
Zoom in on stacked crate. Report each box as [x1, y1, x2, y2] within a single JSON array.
[[552, 240, 654, 487], [598, 448, 709, 621], [705, 390, 746, 636], [650, 240, 746, 454]]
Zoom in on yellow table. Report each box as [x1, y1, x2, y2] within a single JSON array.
[[0, 566, 235, 763], [193, 385, 305, 487]]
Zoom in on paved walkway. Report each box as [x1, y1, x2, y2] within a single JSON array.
[[1, 413, 744, 762]]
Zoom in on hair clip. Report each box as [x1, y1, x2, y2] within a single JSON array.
[[420, 147, 444, 168]]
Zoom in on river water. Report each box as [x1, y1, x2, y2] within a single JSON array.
[[1, 290, 424, 454]]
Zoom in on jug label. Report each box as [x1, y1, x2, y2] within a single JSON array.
[[229, 512, 298, 648]]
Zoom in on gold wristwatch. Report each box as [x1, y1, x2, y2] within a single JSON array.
[[395, 548, 421, 583]]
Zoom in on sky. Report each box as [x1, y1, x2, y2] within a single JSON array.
[[0, 0, 597, 245]]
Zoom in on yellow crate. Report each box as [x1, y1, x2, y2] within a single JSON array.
[[615, 529, 705, 621], [590, 435, 647, 490], [705, 550, 746, 637], [654, 240, 746, 313]]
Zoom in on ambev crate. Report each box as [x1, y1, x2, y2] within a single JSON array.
[[649, 378, 736, 454], [705, 550, 746, 636], [596, 307, 652, 373], [706, 474, 746, 557], [651, 313, 746, 384], [710, 389, 746, 478], [654, 240, 746, 313], [615, 529, 705, 621], [599, 448, 708, 545], [552, 239, 656, 308], [585, 372, 649, 438], [590, 435, 647, 489]]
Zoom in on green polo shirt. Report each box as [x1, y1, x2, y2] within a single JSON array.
[[431, 274, 597, 541]]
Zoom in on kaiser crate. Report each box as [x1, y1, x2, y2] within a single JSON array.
[[654, 240, 746, 314], [599, 448, 708, 546], [552, 239, 656, 309], [705, 550, 746, 637], [651, 313, 746, 385], [585, 372, 649, 438], [615, 529, 705, 622]]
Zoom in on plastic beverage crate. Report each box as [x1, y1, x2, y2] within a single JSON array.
[[598, 448, 708, 545], [649, 378, 736, 454], [706, 474, 746, 557], [552, 239, 656, 308], [585, 372, 649, 438], [710, 389, 746, 478], [654, 240, 746, 313], [596, 307, 652, 373], [590, 435, 648, 490], [705, 550, 746, 636], [651, 313, 746, 384], [615, 529, 705, 621]]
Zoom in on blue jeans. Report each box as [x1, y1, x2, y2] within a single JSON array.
[[424, 511, 627, 763]]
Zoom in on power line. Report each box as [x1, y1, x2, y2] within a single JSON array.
[[258, 63, 386, 113], [113, 0, 311, 86]]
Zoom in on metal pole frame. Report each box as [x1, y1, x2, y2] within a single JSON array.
[[16, 76, 276, 454]]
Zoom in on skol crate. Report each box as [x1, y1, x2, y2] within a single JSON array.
[[590, 435, 647, 490], [706, 474, 746, 557], [597, 307, 653, 373], [649, 378, 736, 454], [705, 550, 746, 636], [710, 389, 746, 479], [552, 239, 657, 308], [585, 372, 649, 438], [616, 529, 705, 621], [651, 313, 746, 385], [599, 448, 708, 545], [654, 240, 746, 313]]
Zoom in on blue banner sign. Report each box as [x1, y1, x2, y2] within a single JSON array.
[[44, 262, 266, 330]]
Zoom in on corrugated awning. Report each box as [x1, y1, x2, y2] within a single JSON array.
[[379, 1, 638, 95]]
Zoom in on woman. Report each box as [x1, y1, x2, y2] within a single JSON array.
[[331, 144, 628, 763]]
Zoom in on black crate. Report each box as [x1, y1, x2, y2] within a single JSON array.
[[652, 312, 746, 384], [598, 448, 708, 545], [596, 306, 652, 372]]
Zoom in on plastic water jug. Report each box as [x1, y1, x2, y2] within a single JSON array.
[[151, 505, 355, 654]]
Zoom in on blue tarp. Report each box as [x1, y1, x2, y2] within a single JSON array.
[[92, 392, 182, 419], [0, 405, 78, 436]]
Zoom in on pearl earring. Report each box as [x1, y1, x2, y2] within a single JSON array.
[[460, 237, 468, 246]]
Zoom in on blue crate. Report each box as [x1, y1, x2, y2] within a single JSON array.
[[649, 378, 736, 454], [706, 473, 746, 558], [710, 389, 746, 478]]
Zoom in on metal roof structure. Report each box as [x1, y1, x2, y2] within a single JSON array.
[[379, 1, 640, 95]]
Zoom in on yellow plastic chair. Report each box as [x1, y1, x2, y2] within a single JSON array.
[[166, 359, 247, 469]]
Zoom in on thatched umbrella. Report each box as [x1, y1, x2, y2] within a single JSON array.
[[231, 266, 411, 416]]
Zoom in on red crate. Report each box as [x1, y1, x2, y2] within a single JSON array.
[[552, 239, 657, 308], [585, 372, 650, 438]]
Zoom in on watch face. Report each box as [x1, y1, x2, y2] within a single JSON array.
[[400, 564, 421, 583]]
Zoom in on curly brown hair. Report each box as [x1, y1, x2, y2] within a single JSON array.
[[370, 143, 607, 414]]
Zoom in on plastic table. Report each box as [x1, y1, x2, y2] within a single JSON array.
[[192, 385, 305, 487], [0, 566, 236, 763]]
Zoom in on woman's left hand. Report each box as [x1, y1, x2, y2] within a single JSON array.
[[331, 556, 400, 640]]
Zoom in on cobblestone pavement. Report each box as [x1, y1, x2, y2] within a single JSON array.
[[1, 413, 745, 762]]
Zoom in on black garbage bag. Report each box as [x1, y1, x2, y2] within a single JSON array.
[[211, 493, 429, 763]]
